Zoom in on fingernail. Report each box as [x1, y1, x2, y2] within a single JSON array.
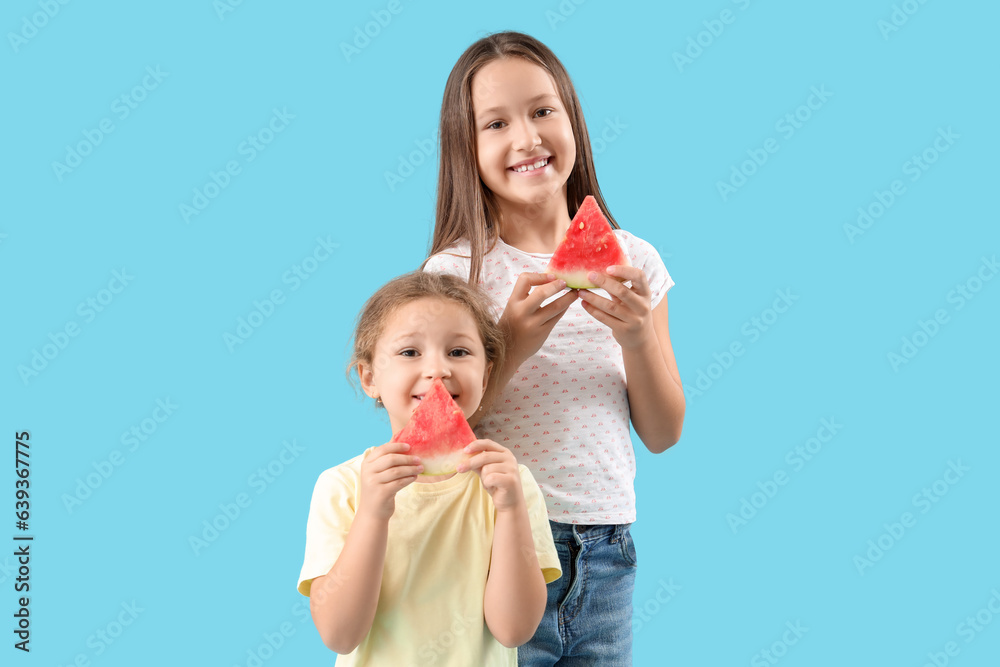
[[587, 271, 598, 281], [557, 280, 566, 289], [417, 465, 424, 472], [547, 273, 556, 280]]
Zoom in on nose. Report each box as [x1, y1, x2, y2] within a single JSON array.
[[422, 352, 452, 380], [511, 118, 541, 152]]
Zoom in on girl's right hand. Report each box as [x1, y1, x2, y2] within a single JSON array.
[[357, 442, 423, 522], [500, 273, 578, 367]]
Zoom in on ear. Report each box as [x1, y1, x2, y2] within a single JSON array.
[[482, 361, 493, 393], [357, 362, 378, 400]]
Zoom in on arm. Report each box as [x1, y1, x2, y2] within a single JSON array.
[[459, 440, 548, 646], [578, 268, 685, 453], [470, 273, 578, 429], [309, 443, 423, 653], [620, 296, 685, 452], [309, 513, 388, 653]]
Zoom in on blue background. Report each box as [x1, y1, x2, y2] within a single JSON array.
[[3, 0, 998, 665]]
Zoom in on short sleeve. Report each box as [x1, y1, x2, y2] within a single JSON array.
[[518, 465, 562, 584], [296, 455, 365, 596], [615, 230, 674, 310], [423, 242, 472, 281]]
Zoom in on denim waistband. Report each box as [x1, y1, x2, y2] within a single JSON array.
[[548, 520, 632, 544]]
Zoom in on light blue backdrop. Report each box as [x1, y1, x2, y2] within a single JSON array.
[[3, 1, 998, 665]]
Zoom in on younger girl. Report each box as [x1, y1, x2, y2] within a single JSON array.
[[424, 32, 686, 665], [297, 271, 561, 666]]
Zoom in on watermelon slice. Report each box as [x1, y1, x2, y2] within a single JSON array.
[[546, 195, 630, 289], [391, 378, 476, 475]]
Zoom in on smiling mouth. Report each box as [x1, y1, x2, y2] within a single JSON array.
[[510, 157, 550, 173]]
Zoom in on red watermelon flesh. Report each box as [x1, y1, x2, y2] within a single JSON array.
[[391, 378, 475, 475], [546, 195, 630, 289]]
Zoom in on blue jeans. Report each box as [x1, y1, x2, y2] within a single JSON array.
[[518, 522, 637, 666]]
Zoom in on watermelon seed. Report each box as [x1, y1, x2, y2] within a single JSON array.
[[579, 221, 585, 229]]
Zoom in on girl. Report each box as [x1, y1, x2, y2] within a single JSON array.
[[297, 271, 561, 666], [423, 32, 685, 665]]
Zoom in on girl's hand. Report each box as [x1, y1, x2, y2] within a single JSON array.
[[500, 272, 578, 368], [457, 439, 524, 512], [357, 442, 423, 522], [577, 265, 655, 350]]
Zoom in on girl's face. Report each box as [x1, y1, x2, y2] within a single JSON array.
[[358, 297, 491, 435], [471, 57, 576, 214]]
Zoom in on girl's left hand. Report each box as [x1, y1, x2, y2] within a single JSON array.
[[457, 439, 524, 512], [577, 266, 654, 350]]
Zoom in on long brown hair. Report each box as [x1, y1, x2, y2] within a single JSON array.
[[424, 31, 619, 285]]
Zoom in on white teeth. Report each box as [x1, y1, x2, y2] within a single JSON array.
[[513, 158, 549, 173]]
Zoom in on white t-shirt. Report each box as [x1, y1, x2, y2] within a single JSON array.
[[424, 229, 673, 524], [298, 449, 561, 667]]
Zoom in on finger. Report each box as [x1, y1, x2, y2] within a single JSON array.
[[535, 289, 579, 323], [588, 271, 647, 311], [578, 288, 624, 320], [607, 265, 651, 297], [580, 297, 625, 328], [512, 272, 559, 299], [524, 278, 570, 309], [368, 453, 422, 474], [377, 464, 424, 482], [373, 441, 411, 457], [481, 470, 520, 490], [459, 451, 510, 472], [464, 438, 504, 453]]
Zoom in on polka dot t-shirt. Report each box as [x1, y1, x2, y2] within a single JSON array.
[[424, 229, 673, 524]]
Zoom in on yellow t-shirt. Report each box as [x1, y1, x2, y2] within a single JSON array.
[[297, 448, 561, 667]]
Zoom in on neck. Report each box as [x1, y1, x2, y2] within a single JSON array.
[[496, 189, 571, 254], [415, 472, 457, 483]]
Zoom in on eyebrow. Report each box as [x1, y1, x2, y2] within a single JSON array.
[[386, 332, 479, 345], [475, 93, 559, 120]]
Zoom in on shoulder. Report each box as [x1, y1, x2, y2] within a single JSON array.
[[612, 229, 661, 265], [313, 448, 373, 493], [424, 240, 473, 276], [516, 464, 544, 494], [612, 228, 674, 302]]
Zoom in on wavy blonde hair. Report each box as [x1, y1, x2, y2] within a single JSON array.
[[347, 271, 505, 406]]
